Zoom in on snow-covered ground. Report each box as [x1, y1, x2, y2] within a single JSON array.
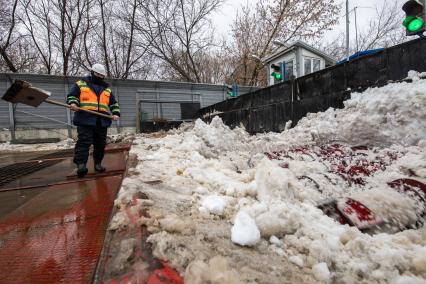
[[0, 133, 132, 152], [0, 138, 75, 152], [110, 73, 426, 283]]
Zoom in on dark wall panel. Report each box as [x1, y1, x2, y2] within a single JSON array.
[[199, 38, 426, 134]]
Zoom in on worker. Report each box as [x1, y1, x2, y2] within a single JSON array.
[[66, 63, 120, 177]]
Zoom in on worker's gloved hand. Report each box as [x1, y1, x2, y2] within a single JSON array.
[[112, 115, 120, 121], [70, 104, 79, 112]]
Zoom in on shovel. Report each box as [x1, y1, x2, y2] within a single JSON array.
[[2, 79, 112, 120]]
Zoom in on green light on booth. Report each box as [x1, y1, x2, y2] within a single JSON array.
[[271, 72, 281, 80], [403, 16, 424, 32]]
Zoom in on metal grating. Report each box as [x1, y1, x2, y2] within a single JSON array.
[[0, 160, 64, 187], [0, 176, 122, 283], [31, 149, 75, 160]]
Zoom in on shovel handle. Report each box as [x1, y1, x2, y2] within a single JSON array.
[[45, 99, 113, 120]]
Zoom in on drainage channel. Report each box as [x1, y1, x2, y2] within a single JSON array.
[[0, 149, 75, 188], [29, 149, 75, 160], [0, 159, 65, 188]]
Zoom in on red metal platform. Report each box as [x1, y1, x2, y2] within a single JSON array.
[[0, 144, 130, 283], [0, 142, 183, 284], [0, 176, 122, 283]]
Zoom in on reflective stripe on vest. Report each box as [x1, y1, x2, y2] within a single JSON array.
[[76, 80, 110, 112]]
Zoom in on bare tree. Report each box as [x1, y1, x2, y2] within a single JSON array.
[[134, 0, 224, 82], [110, 0, 152, 79], [317, 0, 407, 61], [19, 0, 56, 73], [54, 0, 90, 75], [228, 0, 341, 86], [0, 0, 19, 72]]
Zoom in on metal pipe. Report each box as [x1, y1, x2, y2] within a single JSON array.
[[64, 80, 72, 138], [346, 0, 350, 60], [114, 83, 121, 133], [424, 0, 426, 33], [354, 7, 358, 53], [8, 103, 15, 141]]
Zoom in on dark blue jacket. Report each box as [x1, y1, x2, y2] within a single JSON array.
[[66, 76, 120, 127]]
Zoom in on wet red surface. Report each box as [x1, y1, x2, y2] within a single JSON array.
[[0, 176, 122, 283], [0, 143, 185, 284], [147, 262, 184, 284], [67, 151, 127, 180]]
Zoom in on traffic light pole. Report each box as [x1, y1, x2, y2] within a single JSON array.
[[346, 0, 350, 60], [424, 0, 426, 31]]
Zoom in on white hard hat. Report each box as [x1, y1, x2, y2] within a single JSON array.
[[90, 63, 107, 77]]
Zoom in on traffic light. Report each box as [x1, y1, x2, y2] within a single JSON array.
[[226, 84, 238, 98], [271, 63, 286, 82], [402, 0, 425, 36], [271, 64, 282, 81]]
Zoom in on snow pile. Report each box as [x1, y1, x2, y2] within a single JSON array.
[[106, 132, 134, 144], [283, 76, 426, 146], [111, 74, 426, 283], [0, 138, 74, 152]]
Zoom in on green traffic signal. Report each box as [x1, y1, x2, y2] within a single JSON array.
[[271, 72, 281, 80], [403, 15, 425, 32]]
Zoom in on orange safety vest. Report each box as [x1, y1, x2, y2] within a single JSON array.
[[76, 80, 111, 112]]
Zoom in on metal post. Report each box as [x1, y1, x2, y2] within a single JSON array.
[[114, 82, 121, 133], [135, 93, 141, 133], [280, 62, 285, 81], [5, 79, 16, 141], [8, 103, 16, 142], [424, 0, 426, 33], [156, 91, 161, 119], [354, 7, 358, 53], [296, 46, 302, 77], [64, 80, 72, 138], [346, 0, 350, 60]]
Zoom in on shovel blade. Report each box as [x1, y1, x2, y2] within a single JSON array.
[[2, 80, 50, 107]]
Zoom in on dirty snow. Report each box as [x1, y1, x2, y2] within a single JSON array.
[[0, 133, 133, 152], [110, 73, 426, 283], [0, 138, 74, 152]]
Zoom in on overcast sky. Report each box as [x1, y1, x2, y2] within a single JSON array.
[[212, 0, 407, 43]]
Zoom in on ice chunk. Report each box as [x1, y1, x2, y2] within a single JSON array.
[[391, 275, 426, 284], [269, 235, 282, 246], [200, 195, 228, 216], [289, 255, 304, 268], [312, 262, 331, 282], [231, 211, 260, 246]]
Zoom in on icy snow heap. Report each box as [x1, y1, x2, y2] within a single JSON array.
[[111, 72, 426, 283], [285, 72, 426, 146]]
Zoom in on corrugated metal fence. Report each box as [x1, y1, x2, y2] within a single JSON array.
[[0, 73, 255, 140]]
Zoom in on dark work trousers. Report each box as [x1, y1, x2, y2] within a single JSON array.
[[73, 125, 108, 165]]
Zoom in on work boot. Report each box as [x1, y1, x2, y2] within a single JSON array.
[[94, 163, 106, 172], [77, 163, 88, 177]]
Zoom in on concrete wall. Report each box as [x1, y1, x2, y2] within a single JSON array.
[[0, 73, 255, 142]]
